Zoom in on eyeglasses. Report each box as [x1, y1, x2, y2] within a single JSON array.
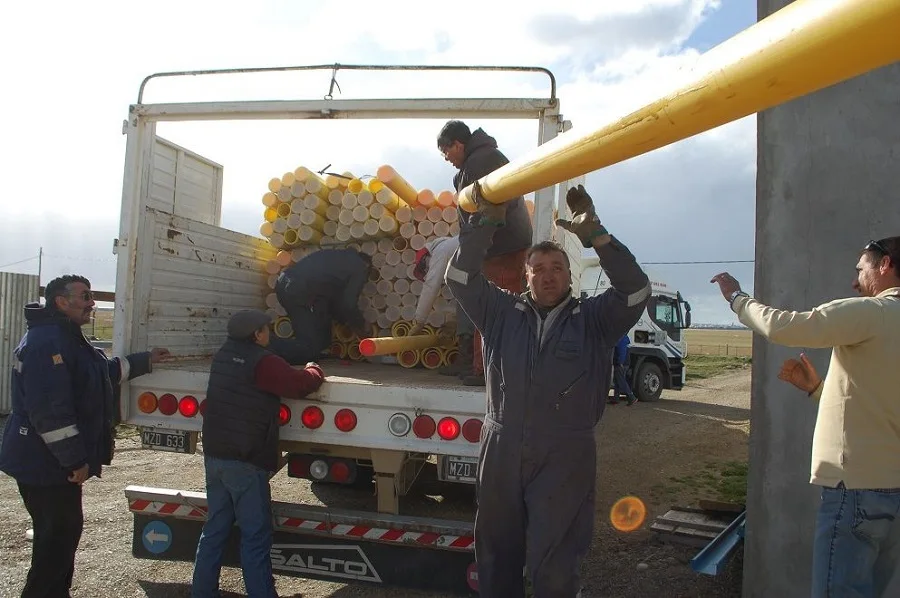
[[67, 290, 93, 301], [865, 239, 890, 256]]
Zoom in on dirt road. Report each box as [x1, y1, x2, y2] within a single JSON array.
[[0, 368, 750, 597]]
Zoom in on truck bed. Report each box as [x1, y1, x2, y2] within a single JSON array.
[[157, 357, 471, 391]]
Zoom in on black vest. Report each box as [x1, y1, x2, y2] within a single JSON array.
[[202, 339, 280, 472]]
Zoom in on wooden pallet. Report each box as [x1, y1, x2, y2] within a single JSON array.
[[651, 506, 741, 547]]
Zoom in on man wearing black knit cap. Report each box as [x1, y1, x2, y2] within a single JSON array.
[[192, 309, 325, 598]]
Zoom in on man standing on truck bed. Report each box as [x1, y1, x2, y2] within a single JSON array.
[[270, 247, 373, 365], [192, 309, 325, 598], [0, 274, 170, 598], [437, 120, 534, 386], [445, 185, 650, 596]]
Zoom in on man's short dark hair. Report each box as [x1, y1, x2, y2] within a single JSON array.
[[45, 275, 90, 310], [526, 241, 570, 269], [437, 120, 471, 149], [864, 236, 900, 278]]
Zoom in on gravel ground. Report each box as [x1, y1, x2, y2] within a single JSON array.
[[0, 368, 750, 597]]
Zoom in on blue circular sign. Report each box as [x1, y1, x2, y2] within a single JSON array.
[[142, 521, 173, 554]]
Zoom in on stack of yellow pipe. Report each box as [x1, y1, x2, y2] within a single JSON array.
[[258, 165, 461, 362]]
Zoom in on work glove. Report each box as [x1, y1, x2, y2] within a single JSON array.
[[471, 181, 507, 228], [409, 320, 424, 335], [556, 184, 609, 248]]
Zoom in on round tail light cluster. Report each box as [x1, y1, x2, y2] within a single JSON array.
[[178, 395, 199, 418], [334, 409, 357, 432], [278, 404, 292, 426], [136, 392, 203, 418], [406, 413, 482, 442], [301, 406, 324, 429], [158, 393, 178, 416], [413, 415, 436, 439], [438, 417, 461, 441]]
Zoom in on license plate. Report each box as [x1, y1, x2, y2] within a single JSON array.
[[440, 455, 478, 484], [140, 427, 193, 453]]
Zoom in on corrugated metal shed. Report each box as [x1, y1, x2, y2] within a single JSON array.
[[0, 272, 39, 414]]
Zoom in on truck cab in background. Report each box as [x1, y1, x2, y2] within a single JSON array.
[[580, 257, 692, 401]]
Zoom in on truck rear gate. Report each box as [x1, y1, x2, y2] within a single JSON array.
[[127, 486, 479, 595]]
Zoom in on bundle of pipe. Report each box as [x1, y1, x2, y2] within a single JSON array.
[[258, 164, 462, 365]]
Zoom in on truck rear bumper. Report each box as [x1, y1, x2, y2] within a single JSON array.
[[126, 485, 478, 594]]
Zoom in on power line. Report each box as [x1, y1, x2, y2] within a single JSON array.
[[43, 253, 116, 263], [0, 255, 38, 269], [642, 259, 754, 265]]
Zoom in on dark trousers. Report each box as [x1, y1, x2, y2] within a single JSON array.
[[17, 482, 83, 598], [475, 422, 595, 597]]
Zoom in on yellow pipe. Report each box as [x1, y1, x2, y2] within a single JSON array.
[[397, 349, 421, 369], [458, 0, 900, 212], [274, 317, 294, 339], [330, 341, 349, 359], [283, 229, 300, 246], [391, 320, 412, 337], [347, 178, 365, 194], [347, 343, 364, 361], [333, 323, 355, 343], [276, 202, 292, 218], [358, 333, 450, 357], [421, 347, 443, 370], [376, 165, 419, 205], [441, 347, 459, 368]]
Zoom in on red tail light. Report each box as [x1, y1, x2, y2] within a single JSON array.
[[301, 406, 324, 429], [334, 409, 357, 432], [462, 418, 482, 443], [437, 417, 461, 441], [330, 461, 351, 482], [158, 393, 178, 416], [413, 415, 436, 439], [178, 395, 199, 418], [137, 392, 158, 414], [279, 404, 292, 426]]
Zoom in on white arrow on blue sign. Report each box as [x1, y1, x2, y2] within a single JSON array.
[[142, 521, 173, 554]]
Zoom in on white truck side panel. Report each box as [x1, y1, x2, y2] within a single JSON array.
[[149, 137, 223, 226], [134, 210, 276, 357]]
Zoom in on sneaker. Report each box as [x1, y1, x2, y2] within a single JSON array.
[[626, 395, 637, 406]]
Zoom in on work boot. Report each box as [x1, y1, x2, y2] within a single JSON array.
[[439, 334, 474, 377]]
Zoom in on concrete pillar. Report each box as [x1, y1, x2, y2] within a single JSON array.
[[747, 2, 900, 595]]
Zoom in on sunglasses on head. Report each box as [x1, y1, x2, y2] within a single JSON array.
[[865, 240, 890, 256]]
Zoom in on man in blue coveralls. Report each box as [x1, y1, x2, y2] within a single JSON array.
[[445, 184, 650, 596]]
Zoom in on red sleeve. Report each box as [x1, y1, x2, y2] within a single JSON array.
[[254, 355, 325, 399]]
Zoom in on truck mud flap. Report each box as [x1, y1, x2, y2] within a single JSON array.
[[127, 485, 479, 595]]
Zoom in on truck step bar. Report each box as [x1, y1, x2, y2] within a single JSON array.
[[126, 485, 479, 595]]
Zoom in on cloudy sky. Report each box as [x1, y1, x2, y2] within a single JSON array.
[[0, 0, 756, 324]]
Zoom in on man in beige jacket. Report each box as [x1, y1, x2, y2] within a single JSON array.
[[711, 236, 900, 598]]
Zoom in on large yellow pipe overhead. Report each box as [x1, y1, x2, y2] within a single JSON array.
[[458, 0, 900, 212]]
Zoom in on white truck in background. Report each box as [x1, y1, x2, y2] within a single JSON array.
[[580, 257, 692, 401], [112, 64, 583, 594]]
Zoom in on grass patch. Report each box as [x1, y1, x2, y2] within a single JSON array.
[[115, 424, 141, 439], [684, 355, 751, 380], [663, 460, 748, 505]]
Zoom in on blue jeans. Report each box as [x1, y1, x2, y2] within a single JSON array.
[[812, 484, 900, 598], [192, 456, 277, 598], [612, 363, 635, 400]]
